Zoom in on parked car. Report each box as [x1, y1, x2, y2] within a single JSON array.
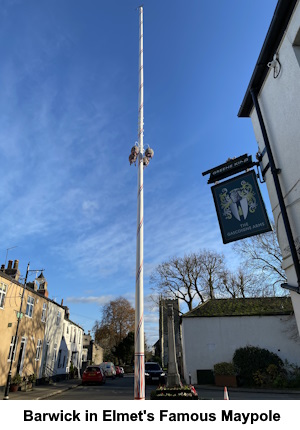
[[115, 366, 124, 377], [82, 366, 106, 385], [145, 362, 166, 384], [100, 362, 116, 378]]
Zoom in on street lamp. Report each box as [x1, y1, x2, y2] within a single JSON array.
[[3, 262, 45, 400], [129, 6, 154, 400]]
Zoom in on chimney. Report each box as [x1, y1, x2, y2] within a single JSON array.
[[5, 259, 20, 281], [38, 289, 49, 298], [61, 299, 64, 306], [1, 264, 5, 271], [64, 306, 70, 319]]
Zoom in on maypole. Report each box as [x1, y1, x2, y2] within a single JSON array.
[[129, 5, 154, 400]]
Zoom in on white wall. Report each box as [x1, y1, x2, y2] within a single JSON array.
[[249, 4, 300, 332], [39, 301, 65, 379], [63, 320, 83, 373], [182, 314, 300, 385]]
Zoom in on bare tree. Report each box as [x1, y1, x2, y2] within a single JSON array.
[[233, 223, 287, 296], [219, 266, 272, 299], [197, 250, 226, 299], [149, 250, 227, 310]]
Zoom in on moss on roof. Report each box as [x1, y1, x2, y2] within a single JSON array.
[[182, 297, 293, 318]]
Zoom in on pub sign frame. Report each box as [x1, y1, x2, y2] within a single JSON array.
[[211, 170, 272, 244]]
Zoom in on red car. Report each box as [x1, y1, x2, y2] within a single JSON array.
[[115, 366, 124, 377], [82, 366, 106, 385]]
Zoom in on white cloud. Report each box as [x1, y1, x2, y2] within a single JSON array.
[[66, 295, 114, 306]]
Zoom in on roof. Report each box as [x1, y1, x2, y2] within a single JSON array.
[[0, 269, 84, 331], [182, 297, 293, 318], [238, 0, 298, 118]]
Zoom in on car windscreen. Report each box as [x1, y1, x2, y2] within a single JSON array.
[[145, 363, 160, 371]]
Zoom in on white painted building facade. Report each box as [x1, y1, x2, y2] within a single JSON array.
[[238, 0, 300, 333], [39, 300, 65, 379], [39, 301, 84, 380], [63, 315, 84, 375], [181, 298, 300, 385]]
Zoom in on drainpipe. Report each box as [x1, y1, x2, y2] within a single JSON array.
[[250, 88, 300, 293]]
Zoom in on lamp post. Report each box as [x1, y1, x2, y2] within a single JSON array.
[[129, 5, 154, 400], [3, 262, 44, 400]]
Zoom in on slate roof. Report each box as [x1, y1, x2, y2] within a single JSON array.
[[182, 297, 293, 318]]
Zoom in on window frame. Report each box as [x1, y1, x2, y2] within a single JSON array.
[[0, 282, 7, 308], [35, 339, 42, 361], [41, 303, 47, 322], [52, 343, 57, 362], [25, 295, 35, 318], [56, 310, 61, 325], [8, 336, 18, 362]]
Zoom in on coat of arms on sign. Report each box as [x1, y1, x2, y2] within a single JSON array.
[[219, 180, 257, 222]]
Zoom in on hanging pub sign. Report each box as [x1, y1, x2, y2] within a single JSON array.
[[211, 170, 272, 244], [202, 154, 256, 184]]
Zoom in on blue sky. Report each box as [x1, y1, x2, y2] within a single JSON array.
[[0, 0, 278, 346]]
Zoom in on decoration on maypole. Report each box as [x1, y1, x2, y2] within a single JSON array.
[[129, 5, 154, 400]]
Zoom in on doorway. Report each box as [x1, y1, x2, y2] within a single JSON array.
[[16, 337, 27, 375]]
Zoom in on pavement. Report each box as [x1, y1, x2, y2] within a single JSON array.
[[2, 378, 300, 400], [1, 378, 82, 400]]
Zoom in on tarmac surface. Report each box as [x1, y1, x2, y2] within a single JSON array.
[[2, 377, 300, 400]]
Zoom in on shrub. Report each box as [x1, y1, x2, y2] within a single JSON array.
[[214, 362, 236, 375], [28, 373, 36, 384], [11, 373, 22, 385], [233, 346, 283, 386]]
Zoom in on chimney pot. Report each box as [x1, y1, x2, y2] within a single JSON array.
[[7, 260, 13, 269], [13, 260, 19, 270]]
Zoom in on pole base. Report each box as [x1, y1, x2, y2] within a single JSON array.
[[167, 373, 181, 387]]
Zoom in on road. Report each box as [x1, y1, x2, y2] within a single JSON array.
[[46, 375, 152, 400], [45, 375, 300, 400]]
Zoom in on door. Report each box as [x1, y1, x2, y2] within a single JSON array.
[[42, 342, 49, 376], [16, 337, 27, 375]]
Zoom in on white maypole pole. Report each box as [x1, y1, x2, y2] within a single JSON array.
[[135, 4, 145, 400], [129, 4, 154, 401]]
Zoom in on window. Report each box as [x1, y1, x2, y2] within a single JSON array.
[[57, 349, 62, 368], [56, 311, 61, 325], [25, 296, 34, 317], [73, 329, 76, 343], [0, 282, 7, 308], [41, 303, 47, 322], [8, 336, 17, 362], [35, 339, 42, 360], [52, 343, 57, 362]]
